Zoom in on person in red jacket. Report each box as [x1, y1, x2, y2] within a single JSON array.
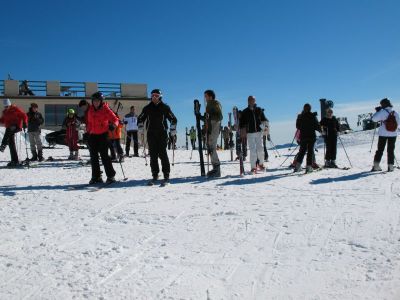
[[108, 114, 124, 162], [0, 99, 28, 166], [62, 108, 80, 160], [87, 92, 119, 184]]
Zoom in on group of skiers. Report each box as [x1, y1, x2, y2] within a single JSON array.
[[0, 91, 399, 184]]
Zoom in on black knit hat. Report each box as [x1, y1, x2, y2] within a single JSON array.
[[303, 103, 311, 112], [380, 98, 392, 108]]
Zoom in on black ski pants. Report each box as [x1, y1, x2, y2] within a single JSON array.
[[324, 136, 338, 161], [374, 136, 396, 165], [126, 130, 138, 156], [190, 139, 196, 150], [148, 131, 170, 179], [296, 138, 316, 166], [88, 133, 116, 179], [1, 127, 19, 162], [109, 139, 123, 159], [263, 135, 269, 161]]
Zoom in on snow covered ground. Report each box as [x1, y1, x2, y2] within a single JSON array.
[[0, 130, 399, 299]]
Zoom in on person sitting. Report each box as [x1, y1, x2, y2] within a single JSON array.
[[19, 80, 35, 96]]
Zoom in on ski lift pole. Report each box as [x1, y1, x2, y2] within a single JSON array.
[[338, 135, 352, 168]]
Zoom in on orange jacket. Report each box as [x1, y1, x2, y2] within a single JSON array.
[[0, 105, 28, 129], [87, 103, 118, 135], [108, 122, 123, 140]]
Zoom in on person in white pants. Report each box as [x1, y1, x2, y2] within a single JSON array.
[[239, 96, 267, 173]]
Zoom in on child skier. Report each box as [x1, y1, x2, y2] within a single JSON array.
[[63, 108, 80, 160], [108, 114, 124, 162]]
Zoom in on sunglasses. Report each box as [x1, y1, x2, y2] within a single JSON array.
[[151, 93, 161, 97]]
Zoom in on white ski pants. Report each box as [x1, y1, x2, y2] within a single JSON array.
[[247, 131, 264, 169]]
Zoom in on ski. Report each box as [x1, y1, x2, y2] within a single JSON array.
[[194, 99, 206, 176], [160, 180, 170, 187], [88, 180, 119, 192], [233, 106, 245, 176]]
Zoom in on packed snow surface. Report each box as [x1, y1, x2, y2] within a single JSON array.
[[0, 130, 399, 299]]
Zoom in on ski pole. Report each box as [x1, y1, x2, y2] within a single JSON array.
[[172, 136, 176, 166], [142, 134, 148, 166], [338, 135, 352, 168], [288, 133, 296, 150], [369, 122, 377, 153], [280, 144, 298, 167], [269, 138, 281, 158]]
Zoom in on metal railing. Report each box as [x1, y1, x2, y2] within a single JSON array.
[[0, 80, 123, 98]]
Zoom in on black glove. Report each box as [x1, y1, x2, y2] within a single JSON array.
[[108, 124, 116, 131], [124, 121, 128, 124], [375, 106, 382, 112], [23, 123, 27, 130]]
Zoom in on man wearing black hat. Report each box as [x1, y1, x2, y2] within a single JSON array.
[[137, 89, 177, 186], [371, 98, 400, 172]]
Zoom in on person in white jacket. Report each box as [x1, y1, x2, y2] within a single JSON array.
[[371, 98, 400, 172], [123, 106, 139, 157]]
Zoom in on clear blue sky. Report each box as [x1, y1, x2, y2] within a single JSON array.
[[1, 0, 400, 144]]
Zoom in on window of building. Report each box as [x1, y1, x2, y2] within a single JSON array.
[[44, 104, 79, 126]]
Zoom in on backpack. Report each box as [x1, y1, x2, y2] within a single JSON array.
[[384, 109, 398, 132]]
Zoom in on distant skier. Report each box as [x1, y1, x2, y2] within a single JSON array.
[[371, 98, 400, 172], [108, 114, 124, 162], [320, 108, 340, 168], [188, 126, 196, 150], [19, 80, 34, 96], [222, 126, 230, 150], [63, 108, 80, 160], [294, 103, 321, 173], [0, 99, 28, 166], [123, 106, 139, 157], [27, 103, 44, 161], [87, 92, 119, 184], [239, 95, 267, 173], [203, 90, 223, 177], [137, 89, 177, 185]]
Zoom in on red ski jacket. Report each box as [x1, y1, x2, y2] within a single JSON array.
[[0, 105, 28, 129], [87, 103, 118, 135]]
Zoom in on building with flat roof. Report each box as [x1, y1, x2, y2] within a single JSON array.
[[0, 79, 149, 131]]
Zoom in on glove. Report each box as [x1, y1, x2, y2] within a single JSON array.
[[170, 124, 177, 137], [375, 106, 382, 112], [138, 124, 144, 135], [108, 123, 116, 131], [124, 121, 128, 125], [23, 123, 27, 130]]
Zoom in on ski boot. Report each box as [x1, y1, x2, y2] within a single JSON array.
[[305, 165, 313, 173], [330, 160, 338, 168], [89, 177, 103, 185], [324, 160, 331, 168], [293, 162, 302, 173], [7, 161, 21, 168], [119, 155, 124, 163], [68, 151, 74, 160], [258, 164, 266, 172], [371, 161, 382, 172], [312, 162, 320, 169], [160, 175, 170, 187], [207, 164, 221, 177], [388, 164, 395, 172], [30, 150, 38, 161], [73, 151, 80, 160], [147, 175, 159, 186], [106, 177, 116, 184], [38, 150, 44, 162]]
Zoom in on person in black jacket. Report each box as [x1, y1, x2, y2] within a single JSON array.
[[320, 108, 340, 168], [137, 89, 177, 185], [239, 96, 267, 172], [294, 103, 321, 173], [27, 103, 44, 161]]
